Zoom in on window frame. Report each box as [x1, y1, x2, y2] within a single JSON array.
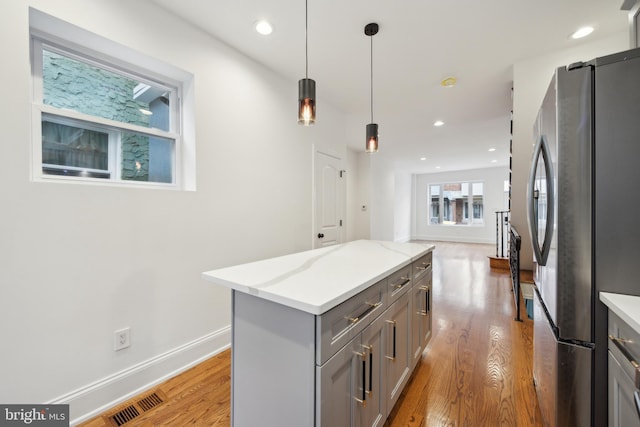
[[29, 17, 189, 189], [428, 181, 485, 226]]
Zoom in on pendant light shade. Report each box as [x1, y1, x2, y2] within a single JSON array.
[[366, 123, 378, 153], [298, 0, 316, 126], [298, 78, 316, 125], [365, 23, 379, 153]]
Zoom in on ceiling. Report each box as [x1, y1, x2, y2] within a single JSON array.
[[152, 0, 629, 173]]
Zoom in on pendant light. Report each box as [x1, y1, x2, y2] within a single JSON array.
[[298, 0, 316, 125], [365, 23, 379, 153]]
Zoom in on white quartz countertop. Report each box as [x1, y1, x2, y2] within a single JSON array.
[[202, 239, 435, 315], [600, 292, 640, 334]]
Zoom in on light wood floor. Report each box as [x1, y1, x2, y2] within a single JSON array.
[[79, 241, 542, 427]]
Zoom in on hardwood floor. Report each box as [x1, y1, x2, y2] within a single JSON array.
[[79, 242, 542, 427]]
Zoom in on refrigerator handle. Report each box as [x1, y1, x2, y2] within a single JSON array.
[[635, 391, 640, 420], [527, 135, 555, 266]]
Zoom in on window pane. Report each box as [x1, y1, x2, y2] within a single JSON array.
[[120, 132, 174, 183], [42, 118, 110, 178], [430, 185, 440, 224], [472, 182, 484, 222], [442, 183, 464, 225], [42, 48, 171, 132]]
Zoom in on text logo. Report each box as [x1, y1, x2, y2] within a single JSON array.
[[0, 405, 69, 426]]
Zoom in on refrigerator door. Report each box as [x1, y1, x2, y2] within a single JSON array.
[[593, 47, 640, 427], [528, 76, 558, 326], [533, 289, 593, 427], [554, 65, 593, 344], [594, 49, 640, 298]]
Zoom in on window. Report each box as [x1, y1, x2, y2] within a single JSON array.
[[29, 8, 195, 189], [429, 182, 484, 225]]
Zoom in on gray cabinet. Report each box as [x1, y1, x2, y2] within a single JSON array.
[[384, 292, 412, 411], [608, 311, 640, 427], [411, 272, 432, 368], [317, 336, 359, 427], [230, 250, 434, 427], [359, 313, 387, 427]]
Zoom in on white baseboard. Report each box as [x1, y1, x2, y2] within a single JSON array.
[[411, 235, 494, 245], [51, 326, 231, 426]]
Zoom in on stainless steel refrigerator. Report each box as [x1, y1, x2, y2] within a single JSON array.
[[527, 47, 640, 427]]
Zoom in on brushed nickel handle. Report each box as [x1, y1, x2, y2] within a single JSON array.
[[385, 320, 397, 360], [368, 346, 373, 396], [353, 357, 366, 407], [348, 302, 381, 325], [416, 263, 432, 271], [609, 335, 640, 388], [392, 277, 410, 289]]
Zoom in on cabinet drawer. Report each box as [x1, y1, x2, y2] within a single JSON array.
[[316, 279, 387, 365], [388, 265, 412, 304], [608, 311, 640, 388], [412, 251, 433, 281]]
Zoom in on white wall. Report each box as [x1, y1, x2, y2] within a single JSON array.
[[393, 173, 412, 242], [413, 167, 509, 244], [511, 32, 628, 269], [369, 156, 395, 240], [0, 1, 351, 423], [346, 148, 370, 241]]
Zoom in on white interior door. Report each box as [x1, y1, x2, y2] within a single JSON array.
[[314, 151, 345, 248]]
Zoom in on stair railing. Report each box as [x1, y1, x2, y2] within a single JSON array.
[[509, 226, 522, 322]]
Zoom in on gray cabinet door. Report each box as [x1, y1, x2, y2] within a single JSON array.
[[358, 313, 387, 427], [608, 351, 640, 427], [421, 274, 432, 349], [385, 291, 412, 412], [317, 335, 361, 427], [410, 273, 432, 368]]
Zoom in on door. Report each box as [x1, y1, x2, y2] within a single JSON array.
[[410, 275, 431, 368], [317, 336, 361, 427], [608, 351, 640, 427], [314, 151, 345, 248], [527, 75, 559, 328], [357, 314, 387, 427], [385, 292, 411, 413], [533, 287, 593, 427]]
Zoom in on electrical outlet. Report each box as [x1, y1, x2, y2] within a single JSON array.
[[114, 327, 131, 351]]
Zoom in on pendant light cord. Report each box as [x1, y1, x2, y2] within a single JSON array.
[[305, 0, 309, 78], [370, 32, 374, 123]]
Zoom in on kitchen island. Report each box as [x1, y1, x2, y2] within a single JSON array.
[[599, 292, 640, 427], [202, 239, 435, 427]]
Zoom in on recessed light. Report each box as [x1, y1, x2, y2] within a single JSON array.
[[571, 26, 594, 39], [435, 166, 441, 169], [488, 148, 496, 152], [255, 20, 274, 35], [433, 120, 444, 127], [441, 77, 457, 88], [491, 159, 497, 163], [420, 157, 427, 161]]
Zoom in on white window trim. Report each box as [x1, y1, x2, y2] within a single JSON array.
[[29, 7, 196, 191]]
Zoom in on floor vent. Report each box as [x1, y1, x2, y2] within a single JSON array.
[[104, 390, 166, 426], [137, 392, 164, 412], [109, 405, 140, 426]]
